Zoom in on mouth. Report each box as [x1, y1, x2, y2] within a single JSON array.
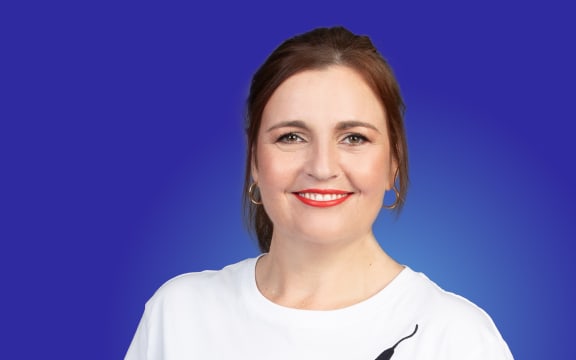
[[292, 189, 353, 207]]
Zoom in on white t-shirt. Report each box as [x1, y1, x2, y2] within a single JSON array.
[[125, 257, 513, 359]]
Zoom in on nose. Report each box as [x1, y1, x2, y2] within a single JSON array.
[[305, 140, 340, 181]]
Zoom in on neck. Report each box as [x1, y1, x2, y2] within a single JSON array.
[[255, 232, 403, 310]]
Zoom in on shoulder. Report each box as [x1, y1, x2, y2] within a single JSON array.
[[125, 258, 260, 359], [400, 268, 514, 359], [144, 257, 257, 311], [406, 269, 497, 326]]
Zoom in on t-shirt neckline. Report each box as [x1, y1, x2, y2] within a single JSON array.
[[240, 255, 413, 327]]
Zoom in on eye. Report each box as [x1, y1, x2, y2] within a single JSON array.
[[276, 132, 305, 144], [341, 133, 369, 145]]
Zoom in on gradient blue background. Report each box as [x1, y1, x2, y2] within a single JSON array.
[[2, 0, 574, 359]]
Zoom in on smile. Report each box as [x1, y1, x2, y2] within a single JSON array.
[[293, 189, 352, 207]]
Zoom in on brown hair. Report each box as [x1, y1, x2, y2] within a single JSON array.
[[243, 26, 409, 253]]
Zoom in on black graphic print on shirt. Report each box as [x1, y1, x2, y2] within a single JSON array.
[[374, 324, 419, 360]]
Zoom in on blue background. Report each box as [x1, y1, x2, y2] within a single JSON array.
[[2, 0, 574, 359]]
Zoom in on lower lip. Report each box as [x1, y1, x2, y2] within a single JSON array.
[[293, 193, 352, 207]]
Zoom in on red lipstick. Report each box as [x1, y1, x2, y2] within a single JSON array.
[[293, 189, 352, 207]]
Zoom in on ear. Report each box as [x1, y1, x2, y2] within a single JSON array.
[[250, 146, 259, 183], [387, 157, 398, 190]]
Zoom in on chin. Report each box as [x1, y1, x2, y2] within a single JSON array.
[[293, 226, 369, 247]]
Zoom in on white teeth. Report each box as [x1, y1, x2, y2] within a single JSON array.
[[298, 193, 348, 201]]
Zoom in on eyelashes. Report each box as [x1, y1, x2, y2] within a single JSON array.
[[341, 134, 369, 145], [275, 132, 370, 146], [276, 132, 305, 144]]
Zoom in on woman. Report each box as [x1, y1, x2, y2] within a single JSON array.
[[126, 26, 513, 359]]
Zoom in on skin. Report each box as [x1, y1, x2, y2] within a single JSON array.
[[252, 66, 404, 310]]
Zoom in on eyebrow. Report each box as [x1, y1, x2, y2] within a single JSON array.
[[336, 120, 380, 133], [266, 120, 308, 132], [266, 120, 381, 133]]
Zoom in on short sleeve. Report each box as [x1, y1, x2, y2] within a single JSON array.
[[125, 307, 150, 360], [442, 300, 514, 360]]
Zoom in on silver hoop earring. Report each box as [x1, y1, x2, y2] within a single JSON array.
[[249, 182, 262, 205]]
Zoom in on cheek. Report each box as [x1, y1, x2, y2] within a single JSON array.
[[345, 151, 393, 192], [255, 146, 301, 193]]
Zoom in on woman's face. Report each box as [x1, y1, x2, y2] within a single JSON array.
[[253, 66, 395, 246]]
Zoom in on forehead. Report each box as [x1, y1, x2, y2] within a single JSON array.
[[261, 66, 387, 126]]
